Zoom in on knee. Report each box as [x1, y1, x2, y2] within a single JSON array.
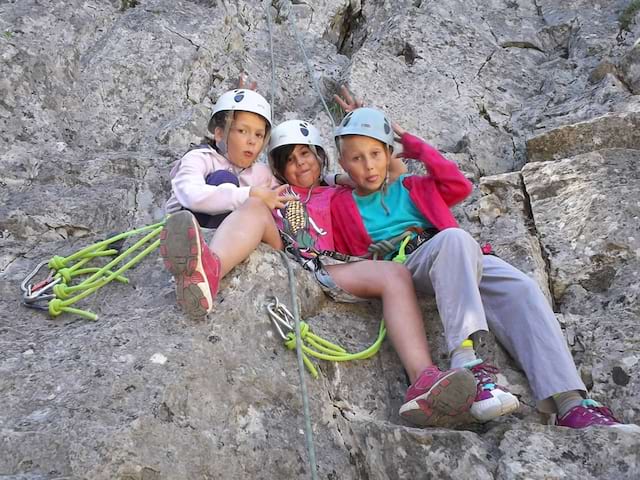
[[238, 197, 275, 223], [241, 197, 271, 214], [205, 170, 240, 187], [513, 273, 544, 299], [383, 262, 414, 289], [438, 228, 475, 244], [436, 228, 480, 253]]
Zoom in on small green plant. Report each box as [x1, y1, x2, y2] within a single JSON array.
[[620, 0, 640, 31], [4, 30, 13, 39], [120, 0, 139, 12], [328, 100, 345, 124]]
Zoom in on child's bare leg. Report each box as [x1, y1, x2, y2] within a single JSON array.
[[326, 260, 477, 426], [210, 198, 283, 278], [324, 261, 432, 383]]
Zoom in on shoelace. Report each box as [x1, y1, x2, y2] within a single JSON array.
[[471, 363, 500, 391], [580, 400, 620, 423]]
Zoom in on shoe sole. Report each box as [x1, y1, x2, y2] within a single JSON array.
[[160, 212, 213, 319], [399, 369, 477, 428], [470, 391, 520, 422]]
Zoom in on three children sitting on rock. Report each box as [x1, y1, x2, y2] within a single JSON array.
[[161, 86, 639, 432]]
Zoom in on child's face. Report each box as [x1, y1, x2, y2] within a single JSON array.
[[282, 145, 322, 189], [217, 111, 267, 168], [339, 135, 390, 195]]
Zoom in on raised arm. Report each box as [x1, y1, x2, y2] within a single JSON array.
[[400, 132, 472, 206]]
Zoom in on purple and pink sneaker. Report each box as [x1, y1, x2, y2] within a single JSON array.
[[160, 211, 221, 319], [466, 360, 520, 422], [556, 399, 640, 432], [399, 365, 476, 427]]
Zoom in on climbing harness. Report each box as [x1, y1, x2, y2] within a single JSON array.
[[369, 228, 495, 263], [368, 231, 413, 261], [20, 221, 165, 321]]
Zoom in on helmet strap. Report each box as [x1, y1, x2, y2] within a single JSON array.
[[222, 112, 233, 152], [308, 145, 326, 180], [379, 147, 391, 215]]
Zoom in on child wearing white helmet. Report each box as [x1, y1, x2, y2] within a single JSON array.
[[165, 88, 290, 223], [268, 118, 477, 427], [160, 86, 357, 320], [330, 107, 640, 432], [161, 88, 298, 318]]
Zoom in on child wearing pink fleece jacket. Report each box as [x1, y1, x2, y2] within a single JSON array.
[[165, 146, 278, 218], [160, 88, 296, 318]]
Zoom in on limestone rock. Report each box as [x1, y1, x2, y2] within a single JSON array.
[[522, 148, 640, 421], [619, 38, 640, 94], [526, 112, 640, 162], [2, 0, 640, 478]]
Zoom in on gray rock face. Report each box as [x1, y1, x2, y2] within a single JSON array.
[[619, 39, 640, 94], [526, 112, 640, 162], [522, 148, 640, 420], [2, 1, 640, 479]]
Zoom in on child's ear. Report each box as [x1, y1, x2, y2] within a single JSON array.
[[213, 126, 225, 142]]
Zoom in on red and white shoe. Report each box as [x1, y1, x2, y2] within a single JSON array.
[[160, 211, 221, 319], [399, 366, 476, 427], [467, 360, 520, 422]]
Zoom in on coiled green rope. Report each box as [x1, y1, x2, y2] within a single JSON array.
[[26, 220, 166, 320], [283, 320, 387, 379]]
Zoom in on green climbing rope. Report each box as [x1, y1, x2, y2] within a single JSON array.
[[22, 220, 166, 320], [267, 294, 387, 379]]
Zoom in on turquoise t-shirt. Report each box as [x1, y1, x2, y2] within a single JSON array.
[[353, 174, 433, 245]]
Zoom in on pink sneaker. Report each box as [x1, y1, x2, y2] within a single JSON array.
[[160, 211, 221, 319], [467, 361, 520, 422], [399, 366, 476, 427], [556, 399, 640, 432]]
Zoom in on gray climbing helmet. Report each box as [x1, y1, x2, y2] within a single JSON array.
[[334, 107, 394, 148]]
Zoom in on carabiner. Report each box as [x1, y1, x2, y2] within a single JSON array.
[[20, 260, 52, 294], [266, 297, 294, 340], [23, 277, 61, 303]]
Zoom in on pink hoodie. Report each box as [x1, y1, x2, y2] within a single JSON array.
[[165, 146, 278, 215]]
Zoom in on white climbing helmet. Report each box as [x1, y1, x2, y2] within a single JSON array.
[[211, 89, 272, 127], [268, 120, 324, 153], [334, 107, 394, 148]]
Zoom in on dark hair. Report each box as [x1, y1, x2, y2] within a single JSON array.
[[199, 110, 231, 152], [201, 110, 272, 154], [270, 144, 328, 185]]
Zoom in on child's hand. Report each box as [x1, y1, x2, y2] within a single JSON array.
[[335, 173, 356, 188], [389, 152, 408, 181], [333, 85, 364, 113], [392, 123, 407, 142], [238, 73, 258, 91], [250, 184, 297, 209]]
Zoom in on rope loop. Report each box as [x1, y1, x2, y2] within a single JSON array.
[[48, 298, 64, 317], [49, 255, 67, 271], [57, 268, 73, 284], [52, 283, 70, 300], [284, 320, 314, 350]]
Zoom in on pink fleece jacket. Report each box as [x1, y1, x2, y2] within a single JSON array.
[[331, 133, 473, 257], [164, 146, 278, 215]]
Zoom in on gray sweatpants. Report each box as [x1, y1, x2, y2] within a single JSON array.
[[404, 228, 586, 412]]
